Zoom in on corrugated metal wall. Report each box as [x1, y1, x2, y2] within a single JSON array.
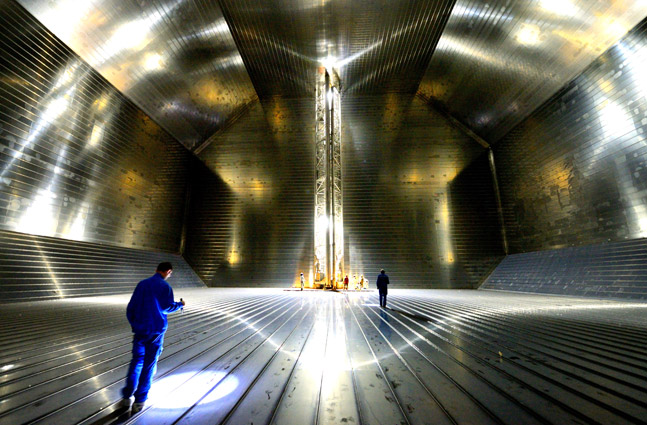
[[342, 94, 493, 288], [185, 98, 315, 287], [0, 229, 202, 302], [0, 0, 203, 300], [484, 18, 647, 298], [483, 238, 647, 299], [185, 93, 498, 289]]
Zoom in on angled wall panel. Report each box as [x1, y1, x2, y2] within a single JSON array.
[[483, 238, 647, 299], [449, 151, 505, 287], [185, 98, 315, 287], [485, 18, 647, 299], [0, 1, 202, 300], [0, 229, 203, 302], [342, 94, 496, 288]]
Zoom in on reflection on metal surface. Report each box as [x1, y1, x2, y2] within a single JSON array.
[[438, 195, 454, 264], [0, 0, 191, 252], [219, 0, 455, 97], [4, 289, 647, 423], [33, 238, 64, 298], [494, 17, 647, 254], [419, 0, 647, 143], [17, 0, 258, 150], [149, 372, 222, 409], [515, 23, 541, 45], [0, 61, 78, 182], [145, 369, 238, 418]]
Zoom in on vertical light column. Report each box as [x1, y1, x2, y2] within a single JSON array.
[[331, 83, 344, 284], [314, 67, 343, 287], [325, 71, 333, 287], [314, 67, 328, 284]]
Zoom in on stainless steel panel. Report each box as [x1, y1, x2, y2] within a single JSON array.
[[3, 289, 646, 423], [494, 18, 647, 253], [219, 0, 455, 97], [0, 228, 203, 301], [0, 0, 190, 252], [184, 98, 315, 287], [419, 0, 647, 143], [16, 0, 258, 150], [482, 238, 647, 299], [342, 94, 491, 288]]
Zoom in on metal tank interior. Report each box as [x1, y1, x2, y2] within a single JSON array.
[[2, 0, 647, 424]]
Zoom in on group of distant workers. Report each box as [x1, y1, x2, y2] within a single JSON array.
[[298, 270, 390, 308], [120, 263, 390, 416], [299, 272, 374, 291]]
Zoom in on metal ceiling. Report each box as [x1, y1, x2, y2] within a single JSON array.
[[219, 0, 456, 97], [418, 0, 647, 143], [13, 0, 647, 150], [16, 0, 258, 151]]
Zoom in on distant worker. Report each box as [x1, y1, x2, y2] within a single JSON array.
[[360, 275, 365, 289], [300, 272, 305, 291], [353, 275, 358, 290], [376, 269, 390, 308], [121, 262, 185, 415], [344, 275, 349, 290]]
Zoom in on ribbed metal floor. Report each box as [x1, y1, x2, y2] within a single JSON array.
[[1, 289, 646, 425]]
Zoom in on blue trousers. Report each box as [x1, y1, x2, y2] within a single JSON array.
[[379, 291, 387, 308], [122, 333, 164, 403]]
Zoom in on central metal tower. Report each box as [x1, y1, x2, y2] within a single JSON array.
[[314, 67, 343, 288]]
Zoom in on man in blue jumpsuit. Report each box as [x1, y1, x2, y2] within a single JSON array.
[[376, 269, 390, 308], [121, 262, 185, 414]]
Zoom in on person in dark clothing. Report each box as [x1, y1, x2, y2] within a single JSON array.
[[121, 262, 185, 414], [376, 269, 390, 308]]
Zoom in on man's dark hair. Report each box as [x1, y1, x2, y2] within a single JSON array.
[[157, 262, 173, 272], [380, 269, 385, 274]]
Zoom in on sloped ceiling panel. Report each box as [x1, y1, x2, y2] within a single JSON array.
[[419, 0, 647, 143], [219, 0, 456, 97], [16, 0, 258, 150]]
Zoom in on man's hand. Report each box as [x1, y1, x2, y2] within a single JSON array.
[[180, 298, 186, 306]]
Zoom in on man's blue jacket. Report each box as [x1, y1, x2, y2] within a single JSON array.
[[126, 273, 183, 335]]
